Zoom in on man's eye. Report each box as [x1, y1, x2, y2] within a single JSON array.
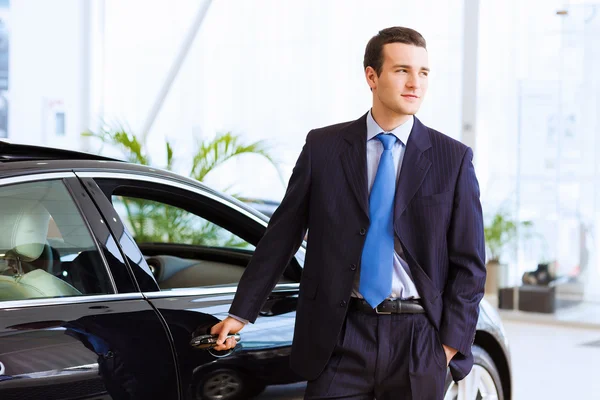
[[396, 69, 407, 73]]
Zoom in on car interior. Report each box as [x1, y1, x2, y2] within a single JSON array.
[[139, 242, 296, 290], [0, 198, 82, 301], [96, 182, 300, 290], [0, 182, 115, 301], [145, 254, 251, 289]]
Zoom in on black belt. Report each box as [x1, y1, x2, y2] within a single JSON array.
[[349, 297, 425, 314]]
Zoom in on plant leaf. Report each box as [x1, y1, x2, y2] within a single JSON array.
[[166, 141, 174, 171], [190, 132, 282, 183]]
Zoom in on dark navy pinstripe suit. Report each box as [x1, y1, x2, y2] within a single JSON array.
[[230, 112, 486, 392]]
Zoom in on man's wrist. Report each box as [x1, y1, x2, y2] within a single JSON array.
[[228, 313, 249, 325]]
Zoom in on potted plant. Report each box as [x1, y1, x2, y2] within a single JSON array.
[[483, 210, 532, 297]]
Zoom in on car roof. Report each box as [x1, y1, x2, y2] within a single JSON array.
[[0, 141, 204, 187], [0, 139, 122, 163], [0, 140, 271, 223]]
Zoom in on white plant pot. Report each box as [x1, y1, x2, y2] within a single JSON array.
[[485, 261, 508, 296]]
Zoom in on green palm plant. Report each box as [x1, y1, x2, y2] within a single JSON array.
[[190, 132, 279, 182], [117, 197, 249, 248], [83, 127, 281, 178], [484, 210, 533, 263], [83, 127, 282, 247]]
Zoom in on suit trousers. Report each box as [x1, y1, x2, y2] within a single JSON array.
[[304, 310, 448, 400]]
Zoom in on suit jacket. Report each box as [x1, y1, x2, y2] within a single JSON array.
[[229, 112, 486, 382]]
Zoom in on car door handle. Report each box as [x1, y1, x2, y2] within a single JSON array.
[[189, 333, 241, 350]]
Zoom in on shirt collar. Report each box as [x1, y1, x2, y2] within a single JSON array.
[[366, 109, 413, 145]]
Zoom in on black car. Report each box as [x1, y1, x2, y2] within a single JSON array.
[[0, 141, 512, 400]]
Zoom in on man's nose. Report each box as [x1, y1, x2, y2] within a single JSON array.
[[406, 73, 420, 89]]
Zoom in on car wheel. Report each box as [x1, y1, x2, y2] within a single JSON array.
[[443, 345, 504, 400], [196, 368, 265, 400]]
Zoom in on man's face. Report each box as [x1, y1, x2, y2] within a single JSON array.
[[367, 43, 429, 117]]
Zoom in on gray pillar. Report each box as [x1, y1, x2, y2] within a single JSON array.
[[81, 0, 107, 152], [461, 0, 480, 152], [79, 0, 92, 151]]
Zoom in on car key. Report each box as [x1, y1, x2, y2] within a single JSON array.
[[189, 333, 241, 350]]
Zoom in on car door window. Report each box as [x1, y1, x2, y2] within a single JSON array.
[[0, 180, 114, 301], [113, 196, 254, 250], [111, 195, 262, 290]]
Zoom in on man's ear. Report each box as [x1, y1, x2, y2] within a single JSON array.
[[365, 66, 377, 91]]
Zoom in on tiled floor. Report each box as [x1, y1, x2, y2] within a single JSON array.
[[502, 319, 600, 399]]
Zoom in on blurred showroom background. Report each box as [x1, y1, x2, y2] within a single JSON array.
[[1, 0, 600, 321]]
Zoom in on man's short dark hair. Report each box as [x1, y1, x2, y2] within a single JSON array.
[[363, 27, 427, 76]]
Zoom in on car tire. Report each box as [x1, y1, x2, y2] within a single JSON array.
[[443, 345, 505, 400], [195, 368, 266, 400]]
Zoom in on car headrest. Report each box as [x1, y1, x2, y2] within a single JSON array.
[[0, 200, 51, 262]]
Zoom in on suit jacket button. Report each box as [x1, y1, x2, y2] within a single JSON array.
[[340, 300, 347, 307], [359, 228, 366, 235], [350, 264, 357, 271]]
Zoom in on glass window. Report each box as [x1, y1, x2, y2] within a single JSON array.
[[478, 2, 599, 307], [0, 180, 113, 301], [112, 196, 254, 250], [111, 195, 257, 290]]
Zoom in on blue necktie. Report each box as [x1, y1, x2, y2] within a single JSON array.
[[359, 133, 397, 308]]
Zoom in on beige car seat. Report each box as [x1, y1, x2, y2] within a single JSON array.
[[0, 200, 81, 301]]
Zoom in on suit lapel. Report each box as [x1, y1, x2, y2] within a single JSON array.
[[340, 113, 369, 220], [339, 114, 432, 223], [393, 117, 432, 229]]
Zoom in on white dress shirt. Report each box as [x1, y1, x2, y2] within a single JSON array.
[[351, 110, 421, 300]]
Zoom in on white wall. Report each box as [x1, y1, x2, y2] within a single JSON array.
[[100, 0, 466, 200], [9, 0, 89, 149]]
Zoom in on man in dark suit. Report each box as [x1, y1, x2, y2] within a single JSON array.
[[212, 26, 486, 399]]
